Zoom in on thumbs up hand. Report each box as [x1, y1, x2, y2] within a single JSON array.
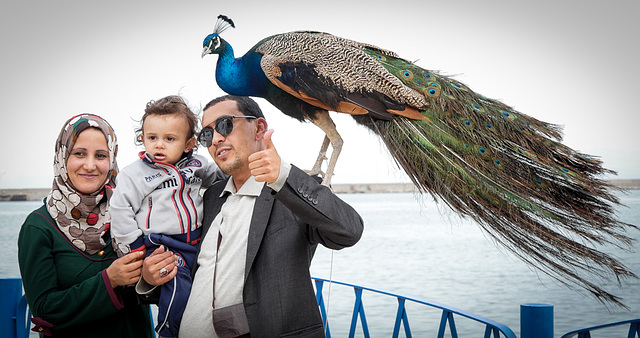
[[248, 129, 281, 183]]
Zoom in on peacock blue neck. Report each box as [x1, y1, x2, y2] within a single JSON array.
[[215, 43, 275, 97]]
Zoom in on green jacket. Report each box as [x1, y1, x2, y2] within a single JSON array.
[[18, 202, 153, 337]]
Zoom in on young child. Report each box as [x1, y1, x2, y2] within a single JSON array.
[[110, 95, 225, 338]]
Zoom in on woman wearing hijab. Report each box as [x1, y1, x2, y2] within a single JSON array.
[[18, 114, 154, 337]]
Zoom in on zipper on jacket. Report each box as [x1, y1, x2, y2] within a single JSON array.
[[146, 196, 153, 229]]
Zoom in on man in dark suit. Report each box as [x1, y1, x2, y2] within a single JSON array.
[[143, 95, 363, 337]]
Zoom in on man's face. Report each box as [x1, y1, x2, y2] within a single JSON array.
[[202, 100, 259, 178]]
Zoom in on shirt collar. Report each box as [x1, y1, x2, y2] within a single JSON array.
[[220, 176, 265, 197]]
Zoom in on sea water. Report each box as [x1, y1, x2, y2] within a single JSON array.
[[2, 192, 639, 337]]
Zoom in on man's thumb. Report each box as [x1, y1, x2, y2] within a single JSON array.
[[264, 129, 275, 149]]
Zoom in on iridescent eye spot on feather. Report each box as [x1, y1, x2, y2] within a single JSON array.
[[376, 55, 387, 61], [501, 111, 517, 121], [402, 71, 414, 80], [451, 82, 467, 91], [479, 147, 486, 154], [486, 123, 492, 129], [472, 104, 485, 112], [424, 87, 440, 97], [424, 73, 432, 79], [464, 120, 472, 126]]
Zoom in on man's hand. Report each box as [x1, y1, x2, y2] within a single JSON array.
[[249, 129, 281, 183], [141, 245, 178, 286]]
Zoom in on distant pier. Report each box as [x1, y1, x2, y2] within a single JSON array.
[[0, 188, 49, 202]]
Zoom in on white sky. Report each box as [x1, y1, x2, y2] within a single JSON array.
[[1, 0, 638, 189]]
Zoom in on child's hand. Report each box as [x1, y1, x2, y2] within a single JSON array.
[[141, 245, 178, 285], [106, 251, 145, 288]]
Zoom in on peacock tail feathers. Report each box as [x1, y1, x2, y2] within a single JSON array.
[[359, 39, 636, 307], [355, 113, 635, 306]]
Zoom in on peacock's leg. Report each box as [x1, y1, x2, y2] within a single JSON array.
[[307, 136, 330, 178], [307, 110, 343, 186]]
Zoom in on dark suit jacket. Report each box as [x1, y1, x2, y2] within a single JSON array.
[[198, 166, 364, 337]]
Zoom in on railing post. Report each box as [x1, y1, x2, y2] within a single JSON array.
[[521, 303, 553, 338], [1, 278, 23, 338]]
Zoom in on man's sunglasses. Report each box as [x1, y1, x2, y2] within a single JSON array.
[[197, 115, 257, 147]]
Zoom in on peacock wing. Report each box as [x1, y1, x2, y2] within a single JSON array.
[[256, 31, 427, 120]]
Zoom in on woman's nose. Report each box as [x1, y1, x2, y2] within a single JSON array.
[[83, 157, 97, 170]]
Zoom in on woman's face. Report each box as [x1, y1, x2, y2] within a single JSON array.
[[66, 128, 110, 194]]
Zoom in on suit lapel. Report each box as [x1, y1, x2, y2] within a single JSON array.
[[194, 181, 228, 272], [244, 186, 275, 281]]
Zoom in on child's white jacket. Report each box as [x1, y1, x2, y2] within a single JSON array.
[[110, 151, 225, 256]]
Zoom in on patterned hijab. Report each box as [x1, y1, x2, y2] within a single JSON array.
[[46, 114, 119, 254]]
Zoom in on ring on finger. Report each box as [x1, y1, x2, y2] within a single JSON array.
[[159, 267, 169, 278]]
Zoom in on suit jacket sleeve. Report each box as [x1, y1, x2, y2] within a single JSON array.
[[273, 165, 364, 249]]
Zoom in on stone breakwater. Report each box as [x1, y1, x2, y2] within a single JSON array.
[[1, 180, 639, 201]]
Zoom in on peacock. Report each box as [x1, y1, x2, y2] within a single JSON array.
[[201, 15, 637, 307]]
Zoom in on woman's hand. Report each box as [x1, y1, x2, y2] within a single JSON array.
[[105, 251, 145, 288], [141, 245, 178, 286]]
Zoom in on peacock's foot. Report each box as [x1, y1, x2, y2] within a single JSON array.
[[304, 168, 325, 179]]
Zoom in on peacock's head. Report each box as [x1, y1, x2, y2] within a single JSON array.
[[201, 33, 223, 58], [202, 15, 235, 59]]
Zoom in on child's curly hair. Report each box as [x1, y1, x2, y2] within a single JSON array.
[[135, 95, 199, 149]]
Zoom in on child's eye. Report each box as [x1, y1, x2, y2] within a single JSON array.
[[166, 137, 175, 142], [148, 136, 157, 141]]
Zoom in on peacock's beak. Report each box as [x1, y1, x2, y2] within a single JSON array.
[[201, 46, 211, 59]]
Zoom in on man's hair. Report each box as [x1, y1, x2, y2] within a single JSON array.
[[203, 95, 265, 119]]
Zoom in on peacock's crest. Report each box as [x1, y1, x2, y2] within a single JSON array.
[[213, 14, 235, 35]]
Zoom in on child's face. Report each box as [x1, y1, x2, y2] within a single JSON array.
[[142, 114, 195, 165]]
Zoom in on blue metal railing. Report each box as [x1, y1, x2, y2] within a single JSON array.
[[313, 277, 516, 338], [560, 319, 640, 338], [3, 277, 640, 338], [0, 278, 30, 338]]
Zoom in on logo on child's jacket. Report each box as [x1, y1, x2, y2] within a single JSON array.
[[175, 253, 186, 267], [185, 159, 202, 168]]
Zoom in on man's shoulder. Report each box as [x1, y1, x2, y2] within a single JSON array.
[[203, 179, 228, 200]]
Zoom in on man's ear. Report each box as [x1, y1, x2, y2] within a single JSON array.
[[255, 118, 268, 141]]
